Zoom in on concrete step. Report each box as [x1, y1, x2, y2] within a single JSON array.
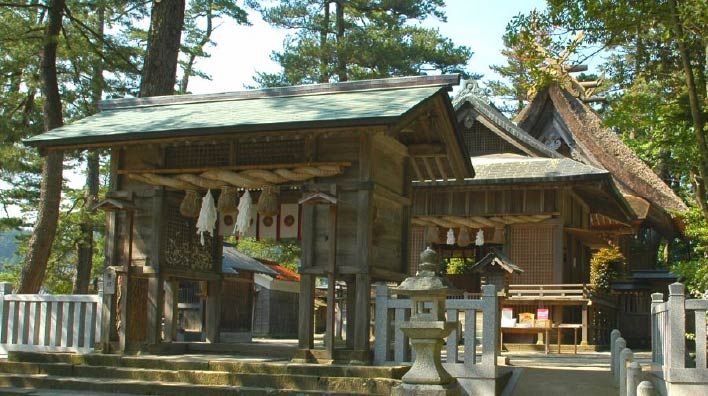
[[0, 361, 399, 395], [0, 373, 354, 395], [8, 351, 407, 380]]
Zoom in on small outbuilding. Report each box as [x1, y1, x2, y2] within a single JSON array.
[[252, 259, 300, 338]]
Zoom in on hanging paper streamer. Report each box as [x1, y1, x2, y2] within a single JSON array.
[[446, 228, 456, 245], [180, 190, 201, 218], [235, 190, 253, 236], [457, 227, 471, 247], [196, 189, 217, 245], [475, 229, 485, 246]]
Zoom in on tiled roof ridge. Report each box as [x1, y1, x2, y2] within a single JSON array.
[[100, 74, 460, 111]]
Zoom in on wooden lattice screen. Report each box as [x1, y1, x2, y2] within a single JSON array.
[[161, 195, 220, 272], [509, 224, 554, 284], [165, 144, 230, 168], [163, 139, 305, 168], [464, 121, 523, 157]]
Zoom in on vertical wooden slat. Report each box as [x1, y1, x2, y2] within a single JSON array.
[[38, 302, 48, 347], [72, 302, 82, 348], [7, 301, 16, 344], [17, 301, 26, 344], [464, 309, 477, 367], [695, 309, 706, 369], [446, 309, 458, 363], [60, 302, 69, 347], [50, 302, 59, 347], [27, 302, 36, 345]]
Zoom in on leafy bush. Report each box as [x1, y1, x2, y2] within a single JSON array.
[[590, 246, 627, 293]]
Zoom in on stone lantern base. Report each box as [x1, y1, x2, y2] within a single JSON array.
[[392, 382, 461, 396]]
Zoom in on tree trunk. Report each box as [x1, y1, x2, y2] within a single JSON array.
[[335, 0, 346, 82], [669, 0, 708, 219], [139, 0, 186, 97], [17, 0, 66, 294], [319, 0, 330, 83]]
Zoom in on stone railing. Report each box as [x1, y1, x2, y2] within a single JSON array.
[[0, 282, 102, 355], [374, 283, 500, 394], [611, 282, 708, 396]]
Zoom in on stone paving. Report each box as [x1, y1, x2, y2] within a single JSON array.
[[506, 351, 651, 396]]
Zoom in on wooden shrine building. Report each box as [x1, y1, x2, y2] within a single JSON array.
[[24, 75, 473, 362]]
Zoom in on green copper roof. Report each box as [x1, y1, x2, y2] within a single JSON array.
[[25, 85, 446, 147]]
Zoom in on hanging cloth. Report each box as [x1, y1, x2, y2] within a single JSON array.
[[446, 228, 456, 245], [475, 229, 485, 246], [235, 190, 253, 236], [196, 189, 217, 245]]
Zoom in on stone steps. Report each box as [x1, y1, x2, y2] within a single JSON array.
[[1, 351, 406, 395]]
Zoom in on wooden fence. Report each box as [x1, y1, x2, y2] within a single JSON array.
[[373, 283, 498, 380], [0, 282, 102, 354]]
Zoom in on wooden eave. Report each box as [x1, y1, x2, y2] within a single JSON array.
[[391, 91, 475, 182]]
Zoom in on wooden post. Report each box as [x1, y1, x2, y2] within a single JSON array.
[[163, 279, 179, 342], [146, 275, 163, 345], [345, 279, 356, 348], [667, 282, 686, 369], [325, 204, 338, 358], [353, 273, 371, 356], [205, 279, 222, 343], [298, 274, 315, 349], [581, 303, 589, 345]]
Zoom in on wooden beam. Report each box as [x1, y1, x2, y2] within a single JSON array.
[[434, 157, 449, 182], [116, 161, 351, 175], [410, 158, 425, 181], [408, 143, 446, 156], [442, 216, 484, 229], [421, 157, 437, 181]]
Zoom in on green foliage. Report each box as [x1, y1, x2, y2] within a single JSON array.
[[670, 207, 708, 296], [590, 246, 626, 293], [255, 0, 474, 86], [445, 258, 475, 275], [232, 237, 301, 272]]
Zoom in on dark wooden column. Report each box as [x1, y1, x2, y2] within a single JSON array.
[[205, 278, 222, 343], [163, 278, 179, 342]]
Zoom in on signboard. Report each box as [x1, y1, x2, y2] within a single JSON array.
[[537, 308, 549, 321], [103, 270, 116, 295]]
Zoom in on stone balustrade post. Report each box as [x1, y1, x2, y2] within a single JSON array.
[[0, 282, 12, 344], [650, 293, 664, 365], [614, 337, 626, 384], [667, 282, 686, 369], [610, 329, 621, 375], [619, 348, 633, 395], [373, 282, 391, 365], [627, 361, 641, 396], [636, 381, 656, 396]]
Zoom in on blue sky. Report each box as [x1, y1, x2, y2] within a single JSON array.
[[188, 0, 549, 94]]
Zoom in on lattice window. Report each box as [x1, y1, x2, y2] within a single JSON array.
[[509, 224, 554, 284], [161, 195, 220, 272], [464, 122, 523, 157], [165, 144, 230, 168], [233, 139, 305, 165]]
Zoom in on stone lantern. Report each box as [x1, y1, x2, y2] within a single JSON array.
[[392, 247, 462, 396]]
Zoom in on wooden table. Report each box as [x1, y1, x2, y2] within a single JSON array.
[[501, 326, 551, 354], [556, 324, 582, 354]]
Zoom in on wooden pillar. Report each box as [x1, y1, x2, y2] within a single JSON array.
[[204, 279, 222, 343], [146, 275, 163, 345], [345, 280, 356, 348], [325, 204, 338, 357], [353, 273, 371, 354], [163, 279, 179, 342], [298, 274, 315, 349], [581, 303, 589, 346], [552, 219, 564, 283]]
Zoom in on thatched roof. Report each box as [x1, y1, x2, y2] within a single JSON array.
[[516, 84, 687, 216]]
